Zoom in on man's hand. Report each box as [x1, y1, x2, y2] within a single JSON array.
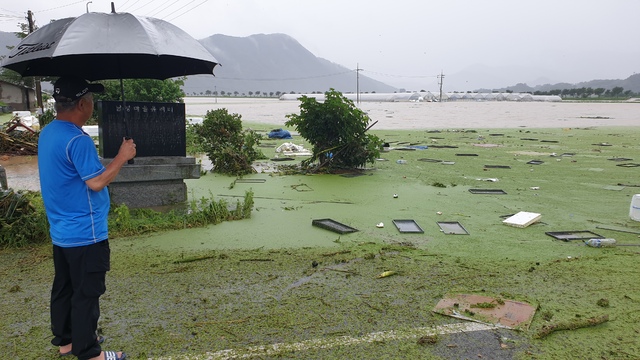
[[119, 137, 136, 161], [85, 137, 137, 192]]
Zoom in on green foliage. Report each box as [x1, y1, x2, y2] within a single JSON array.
[[0, 189, 254, 248], [93, 78, 185, 103], [38, 109, 55, 128], [108, 190, 255, 237], [0, 190, 49, 248], [285, 89, 383, 171], [190, 108, 265, 176], [185, 124, 205, 154], [0, 68, 34, 88]]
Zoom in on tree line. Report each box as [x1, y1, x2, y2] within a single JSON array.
[[532, 86, 635, 98]]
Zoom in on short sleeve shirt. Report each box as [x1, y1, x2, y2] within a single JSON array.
[[38, 120, 109, 247]]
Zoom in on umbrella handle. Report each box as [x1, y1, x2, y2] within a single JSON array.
[[125, 136, 134, 164]]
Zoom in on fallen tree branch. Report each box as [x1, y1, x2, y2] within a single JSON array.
[[239, 258, 274, 262], [173, 254, 217, 264], [535, 314, 609, 339]]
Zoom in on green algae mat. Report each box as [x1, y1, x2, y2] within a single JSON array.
[[2, 126, 640, 359]]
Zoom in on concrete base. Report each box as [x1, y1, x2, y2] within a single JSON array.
[[101, 156, 200, 208]]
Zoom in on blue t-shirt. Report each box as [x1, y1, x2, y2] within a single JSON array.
[[38, 120, 109, 247]]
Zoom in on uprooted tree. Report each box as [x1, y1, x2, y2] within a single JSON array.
[[285, 89, 382, 172]]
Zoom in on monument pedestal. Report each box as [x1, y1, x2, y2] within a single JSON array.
[[102, 156, 201, 208]]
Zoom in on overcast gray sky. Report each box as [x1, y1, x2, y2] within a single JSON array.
[[1, 0, 639, 90]]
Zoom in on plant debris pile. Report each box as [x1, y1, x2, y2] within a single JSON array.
[[0, 115, 38, 155]]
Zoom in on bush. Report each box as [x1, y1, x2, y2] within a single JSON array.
[[38, 109, 55, 128], [0, 190, 50, 248], [190, 108, 265, 176], [285, 89, 382, 171]]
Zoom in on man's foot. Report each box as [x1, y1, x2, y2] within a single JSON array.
[[59, 336, 105, 356], [89, 351, 126, 360], [58, 343, 72, 355]]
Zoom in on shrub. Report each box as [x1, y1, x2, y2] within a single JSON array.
[[285, 89, 382, 171], [38, 109, 55, 128], [0, 190, 49, 248], [190, 108, 265, 176]]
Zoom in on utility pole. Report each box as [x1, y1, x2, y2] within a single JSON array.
[[356, 63, 363, 105], [27, 10, 43, 113], [437, 71, 445, 102]]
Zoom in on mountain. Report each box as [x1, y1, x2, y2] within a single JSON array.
[[188, 33, 397, 95], [0, 30, 637, 94]]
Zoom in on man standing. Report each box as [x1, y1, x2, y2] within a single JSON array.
[[38, 77, 135, 360]]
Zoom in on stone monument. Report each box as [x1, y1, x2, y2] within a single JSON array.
[[97, 100, 200, 208]]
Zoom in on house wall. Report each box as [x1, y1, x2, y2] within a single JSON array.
[[0, 82, 36, 112]]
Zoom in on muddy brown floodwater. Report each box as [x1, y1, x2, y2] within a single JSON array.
[[0, 155, 39, 191]]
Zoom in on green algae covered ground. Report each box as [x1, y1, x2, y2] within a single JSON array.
[[2, 125, 640, 359]]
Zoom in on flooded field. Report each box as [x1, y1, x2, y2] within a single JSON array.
[[2, 99, 638, 191], [184, 97, 640, 129]]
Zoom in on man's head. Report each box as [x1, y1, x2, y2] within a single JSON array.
[[53, 77, 104, 103], [53, 77, 104, 118]]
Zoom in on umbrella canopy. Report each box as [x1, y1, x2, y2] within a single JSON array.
[[2, 10, 218, 80]]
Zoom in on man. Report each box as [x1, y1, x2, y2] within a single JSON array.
[[38, 77, 135, 360]]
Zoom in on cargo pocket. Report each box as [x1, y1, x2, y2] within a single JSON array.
[[83, 241, 111, 298]]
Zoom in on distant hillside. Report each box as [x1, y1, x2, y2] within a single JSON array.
[[487, 74, 640, 94], [188, 33, 397, 95]]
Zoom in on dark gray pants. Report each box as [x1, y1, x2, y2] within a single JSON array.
[[51, 240, 110, 360]]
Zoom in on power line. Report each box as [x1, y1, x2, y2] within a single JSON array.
[[119, 0, 143, 12], [0, 7, 24, 16], [128, 0, 157, 13], [119, 0, 134, 8], [146, 0, 177, 17], [160, 0, 197, 20], [166, 0, 207, 22], [35, 0, 85, 13], [0, 14, 23, 20]]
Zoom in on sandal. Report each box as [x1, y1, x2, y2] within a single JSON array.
[[103, 351, 127, 360], [59, 335, 105, 356]]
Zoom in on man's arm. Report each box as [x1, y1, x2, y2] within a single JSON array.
[[85, 138, 136, 192]]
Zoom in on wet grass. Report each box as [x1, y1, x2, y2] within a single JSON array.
[[2, 125, 640, 359]]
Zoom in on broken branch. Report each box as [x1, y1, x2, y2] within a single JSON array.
[[535, 314, 609, 339]]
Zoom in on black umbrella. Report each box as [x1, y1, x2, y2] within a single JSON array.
[[2, 3, 218, 80], [1, 3, 219, 162]]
